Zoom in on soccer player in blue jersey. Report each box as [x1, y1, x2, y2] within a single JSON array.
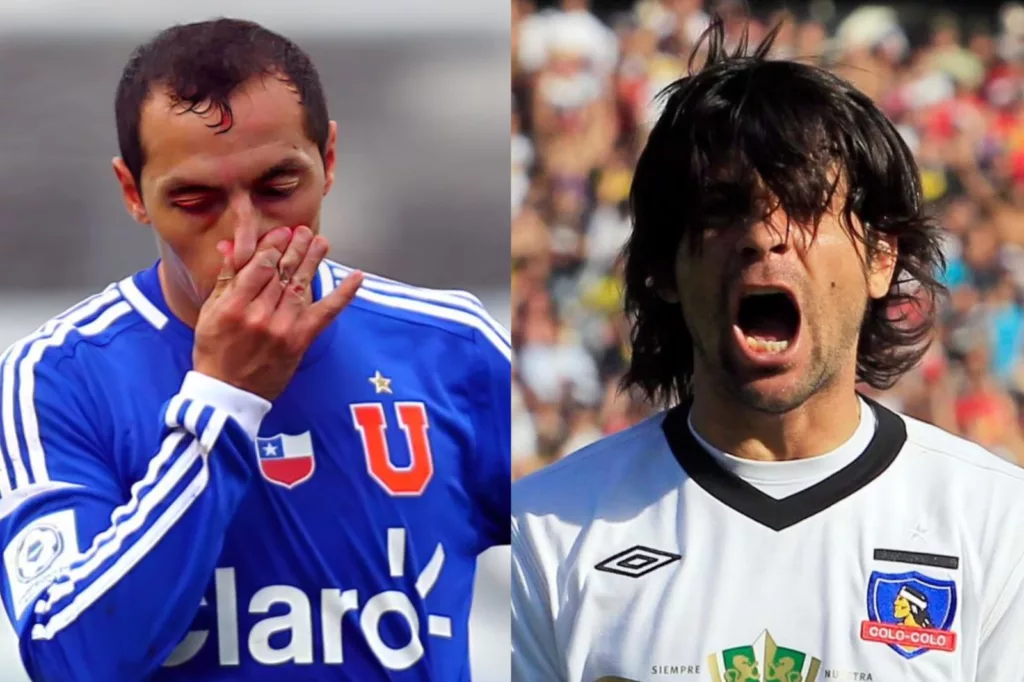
[[0, 18, 510, 682]]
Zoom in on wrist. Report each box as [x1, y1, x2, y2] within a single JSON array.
[[178, 371, 272, 439]]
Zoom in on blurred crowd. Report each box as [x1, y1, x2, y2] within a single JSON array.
[[510, 0, 1024, 477]]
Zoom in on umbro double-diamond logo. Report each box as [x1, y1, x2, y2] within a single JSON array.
[[594, 545, 681, 579]]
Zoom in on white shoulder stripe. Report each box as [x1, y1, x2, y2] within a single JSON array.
[[118, 277, 168, 330], [0, 291, 129, 496], [354, 286, 511, 361], [333, 263, 484, 306], [18, 301, 133, 491], [0, 289, 122, 495], [33, 284, 119, 336], [330, 262, 496, 315], [329, 265, 511, 348], [317, 261, 335, 299]]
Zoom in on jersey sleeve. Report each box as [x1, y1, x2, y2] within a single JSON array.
[[975, 551, 1024, 681], [510, 515, 563, 681], [467, 325, 512, 550], [0, 353, 269, 682]]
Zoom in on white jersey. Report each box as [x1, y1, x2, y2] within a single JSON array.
[[511, 397, 1024, 682]]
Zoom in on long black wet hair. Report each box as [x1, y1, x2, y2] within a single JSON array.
[[621, 17, 946, 407]]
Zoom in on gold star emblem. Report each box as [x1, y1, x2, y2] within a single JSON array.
[[369, 370, 392, 394]]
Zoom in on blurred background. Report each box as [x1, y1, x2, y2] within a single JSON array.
[[0, 0, 509, 680], [511, 0, 1024, 478]]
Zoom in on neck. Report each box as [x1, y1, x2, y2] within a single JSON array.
[[688, 369, 863, 462], [157, 260, 202, 329]]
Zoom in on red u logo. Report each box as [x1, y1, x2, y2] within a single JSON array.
[[350, 402, 435, 496]]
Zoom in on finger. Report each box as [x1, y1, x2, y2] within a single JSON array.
[[276, 226, 314, 285], [230, 231, 291, 301], [232, 222, 259, 272], [254, 232, 312, 314], [258, 226, 294, 253], [278, 235, 328, 310], [250, 267, 288, 322], [299, 270, 364, 341], [209, 241, 236, 299], [231, 249, 282, 302], [268, 235, 327, 327]]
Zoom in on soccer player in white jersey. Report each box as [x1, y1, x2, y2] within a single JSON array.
[[511, 17, 1024, 682]]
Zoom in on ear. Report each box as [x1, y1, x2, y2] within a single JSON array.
[[322, 120, 337, 196], [112, 158, 150, 225], [867, 233, 898, 300]]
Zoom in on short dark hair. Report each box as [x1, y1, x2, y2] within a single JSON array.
[[622, 18, 946, 406], [115, 17, 330, 187]]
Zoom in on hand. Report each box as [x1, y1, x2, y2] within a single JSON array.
[[193, 225, 363, 401]]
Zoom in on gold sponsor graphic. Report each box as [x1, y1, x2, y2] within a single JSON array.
[[707, 630, 820, 682]]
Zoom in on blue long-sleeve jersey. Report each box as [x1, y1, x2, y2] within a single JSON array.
[[0, 260, 510, 681]]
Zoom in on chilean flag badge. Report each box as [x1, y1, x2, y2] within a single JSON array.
[[255, 432, 315, 488]]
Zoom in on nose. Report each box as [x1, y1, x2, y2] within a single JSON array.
[[223, 193, 277, 242], [734, 217, 792, 264]]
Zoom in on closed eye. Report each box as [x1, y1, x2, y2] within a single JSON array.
[[260, 181, 299, 199], [172, 195, 215, 213]]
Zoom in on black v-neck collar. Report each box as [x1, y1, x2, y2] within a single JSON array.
[[661, 395, 907, 532]]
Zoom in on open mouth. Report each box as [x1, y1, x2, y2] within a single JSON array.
[[734, 288, 801, 356]]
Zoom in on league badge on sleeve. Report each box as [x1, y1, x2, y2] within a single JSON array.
[[255, 432, 315, 488], [3, 509, 80, 619], [860, 570, 957, 658]]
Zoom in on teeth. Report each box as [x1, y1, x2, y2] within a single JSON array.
[[744, 336, 790, 354]]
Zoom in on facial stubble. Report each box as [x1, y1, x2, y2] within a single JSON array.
[[689, 279, 864, 415]]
